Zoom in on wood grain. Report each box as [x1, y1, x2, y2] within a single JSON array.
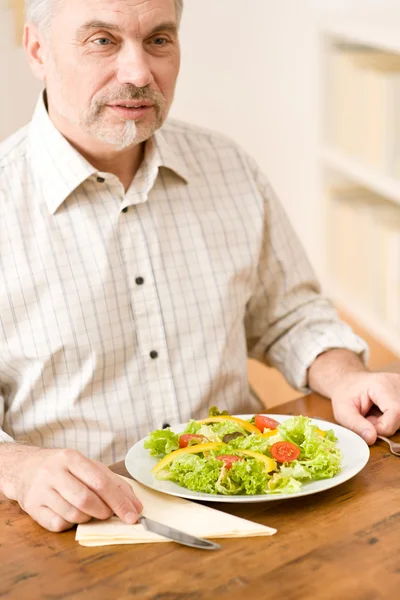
[[1, 394, 399, 600]]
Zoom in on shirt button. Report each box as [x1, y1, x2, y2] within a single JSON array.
[[122, 207, 129, 213], [135, 277, 144, 285], [150, 350, 158, 360], [162, 423, 171, 429], [97, 176, 105, 183]]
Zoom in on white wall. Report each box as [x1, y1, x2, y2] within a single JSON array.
[[0, 2, 42, 140], [172, 0, 320, 267]]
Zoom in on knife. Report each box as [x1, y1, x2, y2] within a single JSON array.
[[138, 515, 221, 550]]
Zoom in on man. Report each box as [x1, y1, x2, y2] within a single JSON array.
[[0, 0, 399, 533]]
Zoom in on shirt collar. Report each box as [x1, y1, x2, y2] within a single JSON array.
[[151, 127, 191, 184], [28, 92, 190, 214], [28, 93, 98, 214]]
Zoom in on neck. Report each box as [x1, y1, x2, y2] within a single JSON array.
[[75, 142, 145, 193], [47, 103, 145, 192]]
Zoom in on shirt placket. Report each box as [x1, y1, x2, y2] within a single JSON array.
[[118, 169, 181, 430]]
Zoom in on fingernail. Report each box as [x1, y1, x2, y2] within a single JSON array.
[[124, 512, 138, 524], [361, 429, 374, 443]]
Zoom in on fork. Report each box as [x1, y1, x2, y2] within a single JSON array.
[[377, 435, 400, 456]]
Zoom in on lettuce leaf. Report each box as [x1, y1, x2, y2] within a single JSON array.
[[267, 473, 303, 494], [182, 419, 248, 442], [144, 429, 179, 458], [208, 406, 230, 417], [278, 416, 342, 479], [165, 454, 222, 494]]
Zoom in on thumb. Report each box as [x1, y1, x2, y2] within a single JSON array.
[[334, 401, 377, 444]]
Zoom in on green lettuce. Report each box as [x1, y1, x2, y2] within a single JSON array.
[[144, 429, 179, 458], [267, 473, 303, 494], [182, 420, 202, 435], [182, 418, 248, 442], [277, 416, 342, 479], [163, 454, 222, 494], [161, 452, 270, 495], [208, 406, 230, 417]]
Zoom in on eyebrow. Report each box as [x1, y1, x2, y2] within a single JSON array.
[[76, 20, 178, 38]]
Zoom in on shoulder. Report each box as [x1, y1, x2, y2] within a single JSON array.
[[161, 118, 247, 157]]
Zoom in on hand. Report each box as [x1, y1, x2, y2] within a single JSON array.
[[331, 372, 400, 444], [3, 447, 143, 532]]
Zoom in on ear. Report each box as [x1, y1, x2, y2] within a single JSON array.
[[24, 22, 47, 82]]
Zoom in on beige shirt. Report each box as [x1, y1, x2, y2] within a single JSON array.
[[0, 94, 367, 463]]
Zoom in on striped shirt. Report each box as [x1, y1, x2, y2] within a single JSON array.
[[0, 94, 367, 464]]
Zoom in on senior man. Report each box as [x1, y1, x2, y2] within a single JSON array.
[[0, 0, 399, 532]]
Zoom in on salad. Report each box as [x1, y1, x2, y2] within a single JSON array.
[[144, 407, 342, 496]]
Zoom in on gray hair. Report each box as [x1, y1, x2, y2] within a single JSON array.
[[25, 0, 184, 31]]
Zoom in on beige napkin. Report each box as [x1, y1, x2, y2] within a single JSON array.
[[76, 476, 276, 546]]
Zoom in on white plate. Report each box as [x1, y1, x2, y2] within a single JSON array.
[[125, 414, 370, 503]]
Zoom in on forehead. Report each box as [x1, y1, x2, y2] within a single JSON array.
[[58, 0, 177, 34]]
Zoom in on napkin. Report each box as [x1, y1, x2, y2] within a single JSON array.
[[76, 476, 277, 546]]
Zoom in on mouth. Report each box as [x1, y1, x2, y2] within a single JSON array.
[[109, 100, 154, 108], [106, 103, 155, 119]]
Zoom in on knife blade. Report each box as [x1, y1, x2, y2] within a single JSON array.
[[138, 515, 221, 550]]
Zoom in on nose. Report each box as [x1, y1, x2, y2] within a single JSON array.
[[116, 43, 154, 88]]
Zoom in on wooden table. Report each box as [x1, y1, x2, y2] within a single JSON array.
[[1, 393, 400, 600]]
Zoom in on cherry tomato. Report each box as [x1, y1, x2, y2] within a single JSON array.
[[216, 455, 243, 469], [255, 414, 280, 432], [179, 434, 208, 448], [270, 441, 300, 463]]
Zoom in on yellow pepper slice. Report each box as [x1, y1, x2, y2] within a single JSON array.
[[261, 428, 278, 438], [152, 443, 220, 474], [315, 428, 326, 437], [196, 416, 261, 435]]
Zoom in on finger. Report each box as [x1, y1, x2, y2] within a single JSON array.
[[69, 459, 140, 524], [35, 506, 73, 533], [367, 377, 400, 435], [115, 477, 143, 513], [56, 471, 113, 520], [375, 408, 400, 436], [366, 414, 379, 426], [46, 489, 93, 525], [334, 400, 377, 444]]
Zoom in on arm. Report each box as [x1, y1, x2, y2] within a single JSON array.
[[307, 348, 368, 395], [243, 154, 368, 391]]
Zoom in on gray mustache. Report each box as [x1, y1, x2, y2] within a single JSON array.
[[100, 86, 162, 104]]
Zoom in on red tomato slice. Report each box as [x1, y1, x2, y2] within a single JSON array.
[[216, 455, 243, 469], [255, 414, 280, 432], [270, 441, 300, 463], [179, 434, 208, 448]]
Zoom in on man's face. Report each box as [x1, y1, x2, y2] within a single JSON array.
[[40, 0, 180, 149]]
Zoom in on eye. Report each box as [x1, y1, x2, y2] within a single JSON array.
[[152, 37, 169, 46], [93, 37, 112, 46]]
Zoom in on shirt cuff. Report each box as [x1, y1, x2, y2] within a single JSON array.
[[293, 335, 368, 394], [267, 324, 369, 394]]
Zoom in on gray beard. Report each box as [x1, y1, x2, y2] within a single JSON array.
[[84, 118, 139, 150]]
